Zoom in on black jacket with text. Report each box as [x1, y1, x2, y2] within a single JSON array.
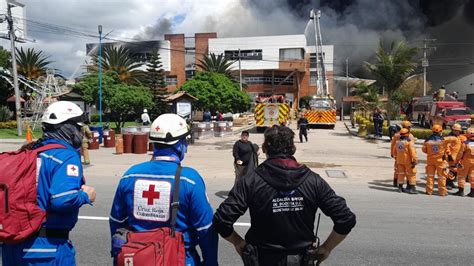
[[213, 156, 356, 252]]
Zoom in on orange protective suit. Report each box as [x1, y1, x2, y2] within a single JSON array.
[[394, 138, 417, 186], [391, 132, 415, 185], [422, 137, 450, 196], [457, 139, 474, 193], [444, 135, 463, 181]]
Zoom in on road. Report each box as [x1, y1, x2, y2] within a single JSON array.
[[0, 122, 472, 265]]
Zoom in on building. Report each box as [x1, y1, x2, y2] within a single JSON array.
[[85, 33, 334, 109]]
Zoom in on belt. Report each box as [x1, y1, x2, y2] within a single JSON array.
[[37, 228, 70, 239]]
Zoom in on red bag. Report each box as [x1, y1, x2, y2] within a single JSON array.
[[0, 144, 64, 244], [116, 166, 186, 266], [117, 228, 185, 266]]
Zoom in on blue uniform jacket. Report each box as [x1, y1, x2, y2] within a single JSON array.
[[109, 160, 218, 266]]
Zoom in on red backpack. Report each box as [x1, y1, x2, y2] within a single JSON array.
[[116, 166, 186, 266], [0, 143, 64, 244]]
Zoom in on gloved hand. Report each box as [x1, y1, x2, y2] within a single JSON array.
[[447, 155, 454, 162]]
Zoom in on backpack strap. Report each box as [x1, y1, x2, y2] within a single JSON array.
[[34, 144, 66, 154], [170, 165, 182, 237]]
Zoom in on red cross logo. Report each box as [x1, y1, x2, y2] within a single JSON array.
[[179, 122, 183, 127], [67, 108, 73, 112], [142, 185, 160, 205], [71, 165, 76, 172], [155, 126, 160, 131]]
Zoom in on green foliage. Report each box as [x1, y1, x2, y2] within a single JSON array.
[[105, 84, 153, 129], [0, 106, 13, 122], [196, 53, 234, 78], [0, 46, 12, 104], [16, 47, 52, 80], [90, 46, 144, 84], [0, 120, 17, 129], [179, 71, 251, 113], [143, 50, 168, 116], [299, 96, 312, 109], [365, 40, 418, 121], [74, 71, 153, 129]]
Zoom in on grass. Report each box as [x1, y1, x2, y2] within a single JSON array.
[[0, 128, 42, 139]]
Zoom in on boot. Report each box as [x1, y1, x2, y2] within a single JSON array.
[[446, 179, 454, 190], [453, 188, 464, 197], [398, 184, 405, 193], [393, 179, 398, 187], [467, 190, 474, 198], [405, 185, 417, 194]]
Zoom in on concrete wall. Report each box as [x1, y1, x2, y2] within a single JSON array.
[[444, 72, 474, 101]]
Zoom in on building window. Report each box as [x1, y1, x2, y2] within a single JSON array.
[[310, 71, 317, 86], [185, 70, 195, 81], [243, 75, 293, 85], [224, 49, 263, 60], [309, 52, 325, 69], [166, 76, 177, 86], [279, 48, 304, 61]]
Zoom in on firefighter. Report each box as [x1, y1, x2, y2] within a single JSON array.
[[393, 128, 418, 194], [454, 128, 474, 197], [422, 124, 450, 196], [444, 123, 464, 190], [390, 121, 415, 187]]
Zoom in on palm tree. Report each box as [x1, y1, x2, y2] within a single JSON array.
[[16, 47, 52, 80], [365, 40, 418, 121], [91, 46, 144, 83], [196, 53, 234, 77]]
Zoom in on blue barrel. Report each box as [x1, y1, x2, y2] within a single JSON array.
[[89, 126, 104, 144]]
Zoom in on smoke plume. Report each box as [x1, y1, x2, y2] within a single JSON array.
[[134, 18, 172, 41]]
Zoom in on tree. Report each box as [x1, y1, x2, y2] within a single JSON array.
[[16, 47, 52, 80], [74, 71, 153, 129], [179, 71, 251, 113], [196, 53, 234, 77], [90, 46, 144, 84], [354, 83, 381, 115], [143, 50, 168, 116], [365, 40, 418, 121], [0, 46, 11, 104], [399, 75, 432, 99]]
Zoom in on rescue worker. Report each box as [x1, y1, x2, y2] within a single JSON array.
[[454, 128, 474, 197], [141, 108, 151, 126], [214, 125, 356, 265], [393, 128, 418, 194], [422, 125, 450, 196], [2, 101, 96, 265], [297, 113, 309, 143], [444, 123, 464, 190], [390, 121, 415, 187], [81, 120, 93, 165], [109, 113, 218, 265]]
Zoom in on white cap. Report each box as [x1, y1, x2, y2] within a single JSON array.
[[41, 101, 84, 125], [149, 113, 190, 145]]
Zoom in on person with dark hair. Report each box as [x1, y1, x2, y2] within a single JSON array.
[[297, 113, 309, 142], [214, 125, 356, 265], [232, 131, 259, 184], [372, 108, 384, 138]]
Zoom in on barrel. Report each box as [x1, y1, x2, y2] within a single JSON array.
[[133, 133, 148, 154], [88, 131, 100, 150], [148, 142, 154, 152], [89, 126, 104, 144], [103, 129, 116, 148], [115, 134, 124, 154], [123, 133, 134, 153]]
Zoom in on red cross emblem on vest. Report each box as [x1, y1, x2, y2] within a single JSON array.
[[142, 184, 160, 205]]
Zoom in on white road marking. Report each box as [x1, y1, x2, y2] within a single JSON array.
[[78, 216, 251, 227]]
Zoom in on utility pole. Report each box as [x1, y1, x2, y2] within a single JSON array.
[[98, 25, 103, 128], [345, 58, 349, 97], [238, 49, 242, 91], [7, 1, 23, 136], [422, 39, 436, 96]]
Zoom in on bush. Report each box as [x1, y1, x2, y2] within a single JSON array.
[[0, 106, 13, 122], [90, 114, 109, 122], [0, 120, 17, 129]]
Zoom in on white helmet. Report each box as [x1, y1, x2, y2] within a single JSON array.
[[41, 101, 85, 125], [149, 113, 189, 145], [143, 109, 148, 113]]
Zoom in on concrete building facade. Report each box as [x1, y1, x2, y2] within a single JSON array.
[[86, 33, 334, 108]]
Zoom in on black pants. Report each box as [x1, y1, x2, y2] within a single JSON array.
[[374, 121, 383, 137], [299, 130, 308, 142]]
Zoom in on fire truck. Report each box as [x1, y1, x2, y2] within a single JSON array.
[[254, 95, 290, 132], [304, 10, 337, 129]]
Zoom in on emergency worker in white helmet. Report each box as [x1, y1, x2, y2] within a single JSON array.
[[2, 101, 96, 266], [109, 113, 218, 265]]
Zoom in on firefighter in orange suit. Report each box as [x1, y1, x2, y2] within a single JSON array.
[[393, 128, 418, 194], [444, 123, 464, 190], [391, 121, 415, 187], [422, 124, 450, 196], [454, 128, 474, 197]]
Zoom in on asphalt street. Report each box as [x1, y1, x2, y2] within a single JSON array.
[[0, 122, 473, 265]]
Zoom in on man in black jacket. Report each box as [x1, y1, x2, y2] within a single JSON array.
[[214, 125, 356, 265], [297, 115, 309, 143]]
